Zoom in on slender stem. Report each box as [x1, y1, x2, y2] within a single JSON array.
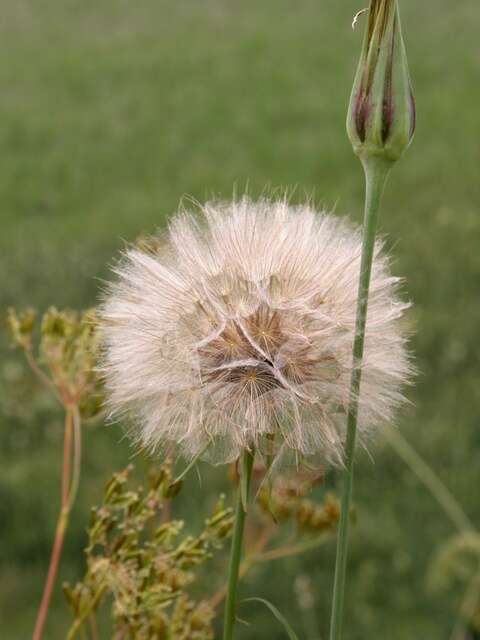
[[32, 407, 82, 640], [258, 533, 330, 563], [384, 424, 476, 639], [329, 158, 390, 640], [68, 406, 82, 511], [32, 508, 69, 640], [24, 349, 63, 405], [223, 449, 255, 640], [61, 411, 73, 506], [33, 408, 73, 640]]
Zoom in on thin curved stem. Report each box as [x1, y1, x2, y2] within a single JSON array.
[[383, 426, 476, 640], [329, 158, 390, 640], [223, 449, 255, 640], [32, 406, 82, 640], [61, 410, 73, 511], [32, 507, 69, 640], [68, 406, 82, 511], [24, 349, 63, 405], [258, 532, 330, 563]]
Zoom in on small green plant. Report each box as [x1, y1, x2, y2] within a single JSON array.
[[6, 307, 103, 640], [7, 305, 343, 638], [64, 461, 341, 639], [64, 463, 234, 639]]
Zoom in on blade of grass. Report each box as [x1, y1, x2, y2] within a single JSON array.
[[242, 597, 300, 640]]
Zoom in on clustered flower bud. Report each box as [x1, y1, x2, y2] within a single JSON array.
[[347, 0, 415, 164]]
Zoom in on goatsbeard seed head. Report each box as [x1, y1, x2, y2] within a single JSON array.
[[100, 197, 413, 468]]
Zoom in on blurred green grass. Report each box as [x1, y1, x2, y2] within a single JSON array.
[[1, 0, 480, 638]]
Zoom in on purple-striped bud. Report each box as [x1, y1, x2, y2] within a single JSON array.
[[347, 0, 415, 164]]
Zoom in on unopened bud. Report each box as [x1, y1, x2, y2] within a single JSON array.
[[347, 0, 415, 164]]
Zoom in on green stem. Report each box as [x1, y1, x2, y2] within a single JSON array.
[[329, 158, 391, 640], [223, 449, 255, 640]]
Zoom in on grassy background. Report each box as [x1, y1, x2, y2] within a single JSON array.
[[1, 0, 480, 638]]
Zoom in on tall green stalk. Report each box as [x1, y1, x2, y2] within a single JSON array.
[[329, 159, 390, 640], [329, 1, 415, 636], [223, 449, 255, 640]]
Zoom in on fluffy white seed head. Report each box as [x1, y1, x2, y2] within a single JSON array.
[[100, 197, 412, 468]]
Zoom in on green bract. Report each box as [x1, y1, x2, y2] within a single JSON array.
[[347, 0, 415, 164]]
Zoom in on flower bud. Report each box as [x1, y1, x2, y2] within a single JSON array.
[[347, 0, 415, 164]]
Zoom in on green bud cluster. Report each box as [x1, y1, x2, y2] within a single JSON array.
[[64, 464, 234, 639]]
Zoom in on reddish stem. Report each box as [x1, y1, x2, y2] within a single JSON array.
[[32, 510, 69, 640], [61, 411, 73, 507], [32, 407, 75, 640]]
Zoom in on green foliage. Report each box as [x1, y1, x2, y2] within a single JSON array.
[[64, 464, 234, 639]]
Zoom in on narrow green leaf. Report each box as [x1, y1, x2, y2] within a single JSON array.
[[242, 597, 300, 640], [170, 443, 209, 486]]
